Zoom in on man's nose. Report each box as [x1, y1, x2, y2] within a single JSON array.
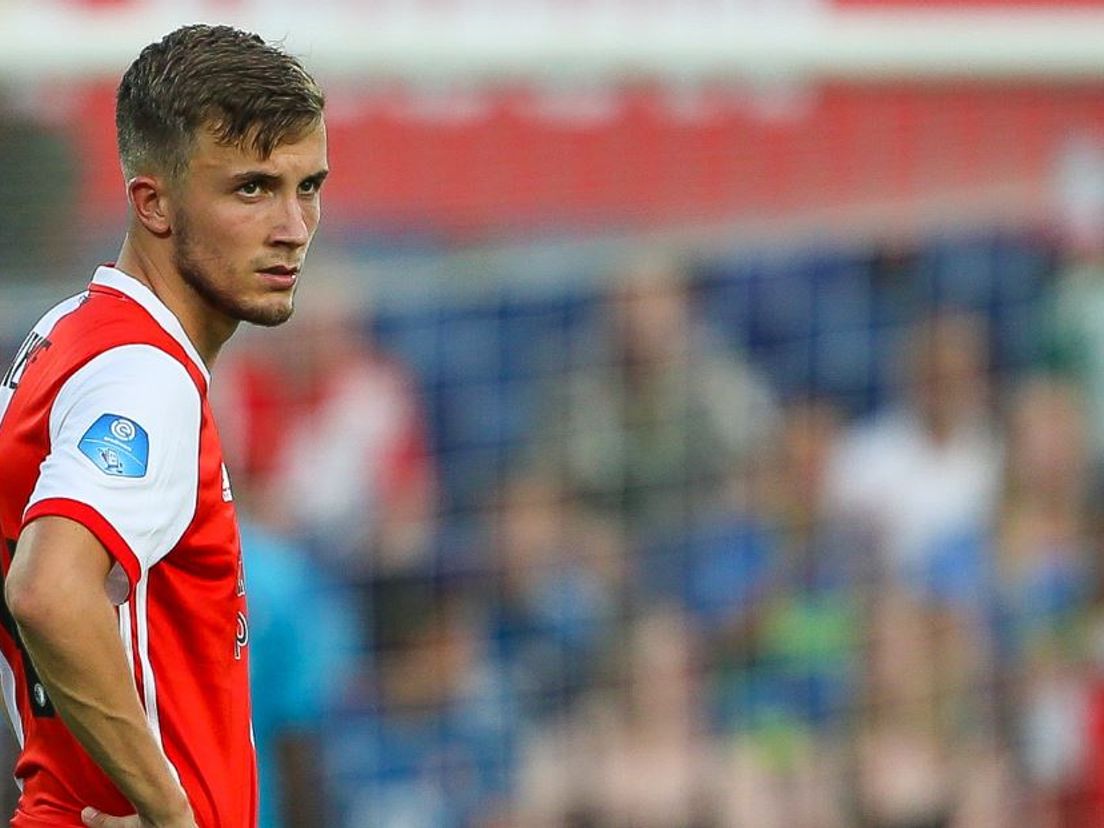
[[272, 195, 311, 247]]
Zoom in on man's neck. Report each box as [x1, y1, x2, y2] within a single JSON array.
[[114, 235, 236, 369]]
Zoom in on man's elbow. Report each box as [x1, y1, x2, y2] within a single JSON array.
[[5, 566, 54, 633]]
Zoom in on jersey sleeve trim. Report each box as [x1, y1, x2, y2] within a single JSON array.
[[29, 344, 202, 573], [21, 498, 141, 598]]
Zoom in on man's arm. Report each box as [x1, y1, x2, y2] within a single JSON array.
[[5, 516, 195, 828]]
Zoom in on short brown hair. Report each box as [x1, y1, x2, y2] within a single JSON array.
[[116, 24, 325, 180]]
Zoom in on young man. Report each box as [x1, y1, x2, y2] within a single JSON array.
[[0, 25, 328, 828]]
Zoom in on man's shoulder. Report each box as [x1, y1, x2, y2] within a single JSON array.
[[1, 288, 203, 438], [32, 285, 195, 384], [54, 283, 163, 340]]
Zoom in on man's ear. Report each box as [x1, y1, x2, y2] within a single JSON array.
[[127, 175, 173, 237]]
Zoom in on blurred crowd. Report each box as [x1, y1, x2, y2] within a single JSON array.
[[5, 25, 1104, 828], [197, 233, 1104, 828]]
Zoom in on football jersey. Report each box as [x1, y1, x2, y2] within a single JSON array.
[[0, 266, 257, 827]]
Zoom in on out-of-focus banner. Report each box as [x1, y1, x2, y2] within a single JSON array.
[[56, 81, 1100, 238], [3, 0, 1103, 239]]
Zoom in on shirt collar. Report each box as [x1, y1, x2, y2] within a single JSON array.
[[90, 265, 211, 383]]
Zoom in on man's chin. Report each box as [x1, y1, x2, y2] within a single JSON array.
[[239, 301, 295, 328]]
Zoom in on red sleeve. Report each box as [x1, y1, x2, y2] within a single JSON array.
[[22, 498, 141, 597]]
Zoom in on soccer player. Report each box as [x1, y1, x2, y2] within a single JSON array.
[[0, 25, 328, 828]]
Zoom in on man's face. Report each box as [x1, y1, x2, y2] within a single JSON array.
[[170, 119, 329, 328]]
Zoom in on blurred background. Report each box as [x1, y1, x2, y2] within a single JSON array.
[[5, 1, 1104, 826]]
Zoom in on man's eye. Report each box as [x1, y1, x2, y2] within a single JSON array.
[[299, 180, 319, 195], [239, 182, 262, 196]]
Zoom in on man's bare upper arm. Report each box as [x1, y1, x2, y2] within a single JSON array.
[[7, 517, 115, 624]]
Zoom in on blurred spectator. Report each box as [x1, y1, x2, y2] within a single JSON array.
[[483, 473, 624, 721], [705, 400, 860, 828], [993, 378, 1097, 825], [527, 253, 778, 535], [1043, 261, 1104, 475], [217, 273, 436, 576], [854, 584, 1016, 828], [334, 581, 521, 828], [240, 520, 359, 828], [826, 311, 1013, 824], [517, 606, 720, 828], [824, 309, 1003, 602], [1044, 273, 1104, 484], [854, 591, 961, 828], [1044, 135, 1104, 474]]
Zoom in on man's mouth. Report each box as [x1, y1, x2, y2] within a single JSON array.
[[258, 265, 299, 277], [257, 265, 300, 287]]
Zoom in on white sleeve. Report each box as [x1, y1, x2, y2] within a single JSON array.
[[24, 345, 201, 600]]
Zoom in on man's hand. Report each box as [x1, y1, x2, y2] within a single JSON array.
[[81, 806, 198, 828], [81, 808, 138, 827]]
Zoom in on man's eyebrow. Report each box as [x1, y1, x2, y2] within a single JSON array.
[[228, 169, 330, 187], [229, 170, 281, 186]]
